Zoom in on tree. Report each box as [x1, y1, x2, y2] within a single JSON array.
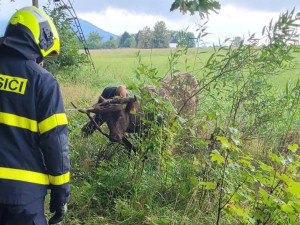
[[124, 36, 136, 48], [171, 30, 196, 47], [232, 36, 242, 47], [42, 2, 87, 71], [170, 0, 221, 18], [86, 31, 103, 49], [152, 21, 170, 48], [137, 26, 153, 49], [137, 22, 171, 49], [101, 39, 118, 49], [119, 31, 131, 48]]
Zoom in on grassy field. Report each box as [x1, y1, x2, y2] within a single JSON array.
[[85, 48, 209, 84], [62, 48, 208, 108], [62, 47, 300, 109], [86, 47, 300, 87]]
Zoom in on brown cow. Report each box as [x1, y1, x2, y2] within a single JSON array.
[[81, 72, 199, 150]]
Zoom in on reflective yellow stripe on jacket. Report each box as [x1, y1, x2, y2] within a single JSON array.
[[38, 113, 68, 134], [0, 167, 70, 185], [0, 112, 38, 132], [0, 112, 68, 133]]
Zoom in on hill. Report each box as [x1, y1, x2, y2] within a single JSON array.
[[0, 18, 118, 42], [76, 18, 118, 42], [0, 20, 7, 36]]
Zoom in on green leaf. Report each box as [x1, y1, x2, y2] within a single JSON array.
[[216, 136, 231, 149], [292, 200, 300, 213], [170, 0, 180, 11], [287, 181, 300, 198], [270, 153, 280, 162], [210, 150, 224, 165], [205, 111, 217, 120], [239, 159, 253, 169], [288, 144, 298, 152], [199, 181, 217, 190], [259, 162, 274, 172], [277, 174, 296, 191], [281, 203, 295, 213], [259, 187, 269, 203], [247, 216, 256, 225], [160, 218, 171, 224]]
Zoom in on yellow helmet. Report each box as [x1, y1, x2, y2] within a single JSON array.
[[7, 6, 60, 57]]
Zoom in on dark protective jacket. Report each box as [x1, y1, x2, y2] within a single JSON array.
[[0, 30, 70, 205]]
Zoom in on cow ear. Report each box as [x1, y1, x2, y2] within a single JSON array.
[[126, 102, 137, 114]]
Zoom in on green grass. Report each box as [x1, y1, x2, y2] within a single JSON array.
[[273, 63, 300, 87], [78, 48, 300, 89], [62, 48, 211, 105], [88, 48, 209, 85], [61, 47, 300, 111]]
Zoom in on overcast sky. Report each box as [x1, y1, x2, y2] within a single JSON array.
[[1, 0, 300, 44]]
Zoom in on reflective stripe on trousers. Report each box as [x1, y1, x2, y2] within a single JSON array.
[[0, 167, 70, 185]]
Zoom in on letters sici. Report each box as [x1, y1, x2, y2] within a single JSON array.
[[0, 74, 27, 94]]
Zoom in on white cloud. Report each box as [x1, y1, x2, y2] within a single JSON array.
[[0, 0, 49, 19], [1, 2, 298, 46], [78, 7, 198, 36], [77, 5, 286, 45], [204, 5, 280, 43]]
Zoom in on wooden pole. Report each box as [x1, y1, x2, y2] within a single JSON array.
[[32, 0, 39, 8]]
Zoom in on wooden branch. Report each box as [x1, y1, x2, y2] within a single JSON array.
[[71, 102, 110, 138]]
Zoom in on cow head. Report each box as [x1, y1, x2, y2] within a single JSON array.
[[81, 73, 199, 147], [87, 96, 140, 142]]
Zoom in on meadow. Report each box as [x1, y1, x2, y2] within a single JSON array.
[[56, 47, 300, 225], [61, 48, 206, 109], [75, 47, 300, 89], [62, 47, 300, 115]]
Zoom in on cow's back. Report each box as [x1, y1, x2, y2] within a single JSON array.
[[160, 72, 199, 118]]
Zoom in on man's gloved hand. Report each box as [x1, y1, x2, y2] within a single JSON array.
[[49, 200, 67, 224]]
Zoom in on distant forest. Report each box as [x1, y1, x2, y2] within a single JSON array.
[[85, 21, 196, 49]]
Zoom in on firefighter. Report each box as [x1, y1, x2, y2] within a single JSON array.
[[0, 6, 70, 225]]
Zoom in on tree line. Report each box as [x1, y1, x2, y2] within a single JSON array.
[[86, 21, 196, 49], [0, 0, 218, 70]]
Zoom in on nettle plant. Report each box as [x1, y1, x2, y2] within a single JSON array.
[[203, 132, 300, 225]]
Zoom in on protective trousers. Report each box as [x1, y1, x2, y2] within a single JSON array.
[[0, 198, 47, 225]]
